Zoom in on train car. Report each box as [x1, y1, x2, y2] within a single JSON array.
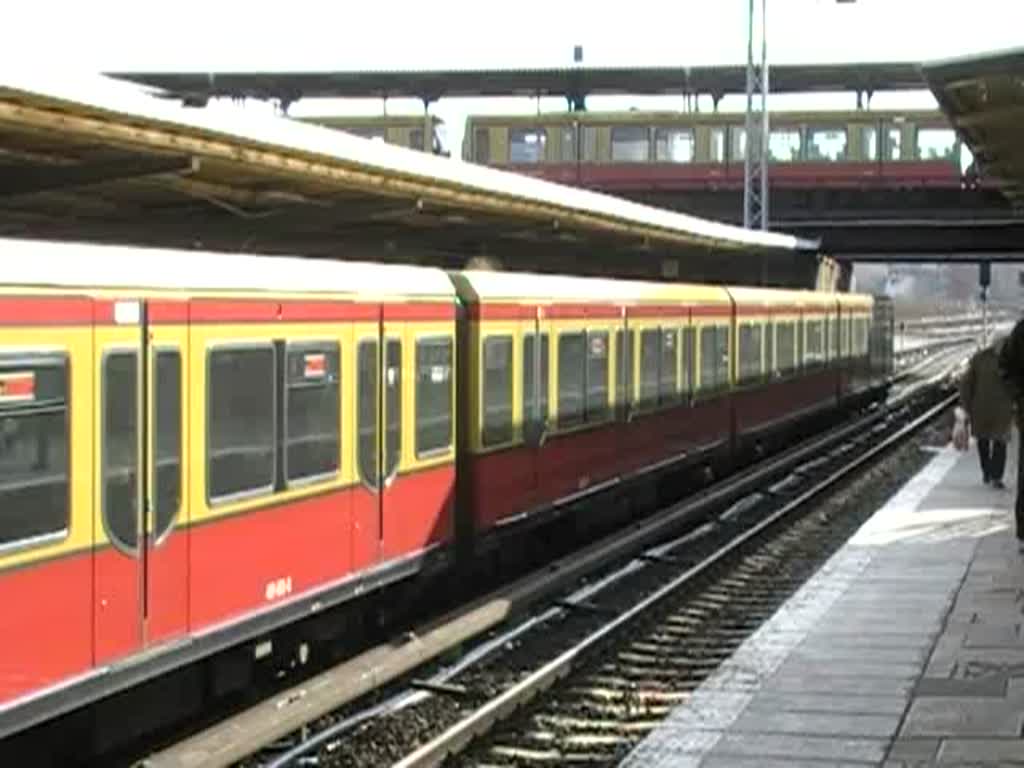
[[837, 292, 876, 405], [452, 270, 883, 546], [0, 237, 887, 746], [0, 239, 457, 736], [450, 271, 734, 536], [294, 114, 447, 154], [727, 287, 845, 457], [463, 109, 962, 191]]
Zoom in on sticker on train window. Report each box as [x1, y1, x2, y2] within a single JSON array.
[[590, 335, 607, 357], [0, 372, 35, 404], [303, 352, 326, 379], [430, 365, 449, 383]]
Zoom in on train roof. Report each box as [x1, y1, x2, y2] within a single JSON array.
[[295, 114, 442, 128], [726, 286, 871, 311], [454, 269, 728, 305], [0, 238, 455, 298], [465, 108, 949, 125], [0, 72, 816, 262], [454, 271, 872, 312]]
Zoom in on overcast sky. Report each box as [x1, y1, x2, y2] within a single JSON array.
[[5, 0, 1019, 70], [3, 0, 1020, 152]]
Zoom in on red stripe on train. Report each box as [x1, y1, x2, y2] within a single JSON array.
[[0, 296, 92, 326]]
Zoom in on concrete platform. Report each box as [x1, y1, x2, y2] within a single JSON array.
[[620, 437, 1024, 767]]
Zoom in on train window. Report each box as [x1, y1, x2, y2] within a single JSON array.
[[614, 329, 634, 414], [731, 127, 746, 161], [473, 127, 490, 164], [384, 340, 402, 479], [916, 128, 957, 161], [776, 322, 796, 374], [738, 324, 763, 384], [861, 125, 878, 161], [769, 128, 802, 162], [582, 126, 598, 162], [0, 352, 69, 549], [586, 331, 609, 422], [804, 320, 825, 366], [710, 128, 726, 163], [482, 336, 514, 446], [681, 327, 694, 397], [409, 128, 425, 151], [716, 326, 731, 388], [611, 126, 650, 162], [561, 126, 577, 162], [655, 128, 695, 163], [154, 350, 182, 538], [285, 342, 340, 484], [416, 337, 453, 456], [659, 328, 678, 403], [699, 325, 730, 393], [523, 333, 550, 428], [509, 128, 547, 164], [765, 322, 775, 376], [825, 315, 834, 362], [357, 340, 378, 487], [806, 127, 847, 162], [208, 345, 275, 502], [104, 351, 138, 551], [639, 329, 660, 407], [558, 332, 586, 427], [885, 126, 902, 161]]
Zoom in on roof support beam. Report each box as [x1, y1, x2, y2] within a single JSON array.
[[0, 154, 195, 198]]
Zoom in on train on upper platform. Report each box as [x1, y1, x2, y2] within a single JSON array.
[[294, 109, 965, 191], [0, 237, 892, 742], [463, 108, 965, 190]]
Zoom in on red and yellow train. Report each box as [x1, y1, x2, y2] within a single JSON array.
[[0, 237, 890, 738], [463, 109, 964, 191]]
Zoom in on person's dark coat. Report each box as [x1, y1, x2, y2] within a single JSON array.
[[962, 343, 1014, 441], [999, 318, 1024, 406]]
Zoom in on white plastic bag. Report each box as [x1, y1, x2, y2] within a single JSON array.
[[952, 407, 969, 451]]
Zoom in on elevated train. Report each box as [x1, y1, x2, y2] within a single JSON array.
[[0, 237, 892, 743], [291, 109, 967, 191], [463, 109, 965, 191]]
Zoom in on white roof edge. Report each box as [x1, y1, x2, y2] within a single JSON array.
[[0, 237, 454, 296], [0, 71, 814, 254]]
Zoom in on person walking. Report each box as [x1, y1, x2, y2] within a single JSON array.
[[961, 338, 1013, 488], [998, 322, 1024, 552]]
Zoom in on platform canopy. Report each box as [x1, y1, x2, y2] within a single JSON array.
[[923, 47, 1024, 209], [106, 62, 924, 110], [0, 73, 823, 284]]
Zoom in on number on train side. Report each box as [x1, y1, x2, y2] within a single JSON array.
[[265, 577, 293, 602]]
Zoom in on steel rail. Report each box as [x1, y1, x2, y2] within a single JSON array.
[[392, 391, 957, 768]]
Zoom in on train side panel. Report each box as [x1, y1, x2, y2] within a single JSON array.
[[0, 294, 94, 704]]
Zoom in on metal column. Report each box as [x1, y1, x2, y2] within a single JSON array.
[[743, 0, 770, 230]]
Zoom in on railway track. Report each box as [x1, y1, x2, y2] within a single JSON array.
[[139, 342, 969, 768], [418, 405, 948, 768]]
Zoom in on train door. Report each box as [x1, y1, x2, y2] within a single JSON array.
[[379, 314, 407, 561], [352, 315, 383, 571], [523, 306, 550, 509], [352, 310, 407, 565], [95, 299, 189, 664]]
